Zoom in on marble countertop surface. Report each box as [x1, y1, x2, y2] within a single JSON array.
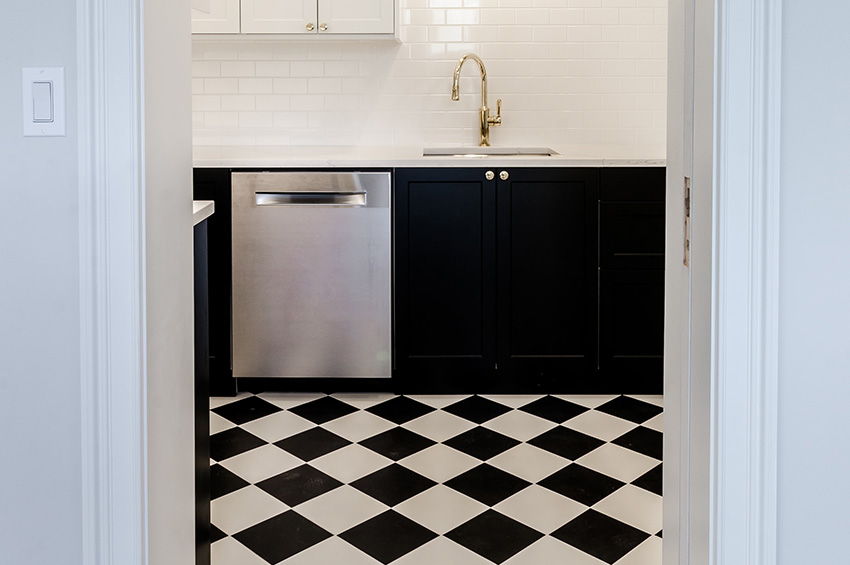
[[193, 144, 666, 169], [193, 200, 214, 226]]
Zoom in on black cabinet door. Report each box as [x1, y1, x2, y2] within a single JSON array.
[[495, 168, 599, 391], [394, 168, 497, 391]]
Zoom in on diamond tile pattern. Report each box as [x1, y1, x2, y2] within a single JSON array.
[[209, 393, 663, 564]]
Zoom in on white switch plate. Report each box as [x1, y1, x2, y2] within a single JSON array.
[[22, 67, 66, 137]]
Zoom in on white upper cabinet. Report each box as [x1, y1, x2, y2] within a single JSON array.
[[318, 0, 394, 35], [194, 0, 396, 36], [191, 0, 240, 34], [241, 0, 315, 34]]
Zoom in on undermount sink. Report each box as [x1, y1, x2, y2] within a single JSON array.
[[423, 147, 559, 157]]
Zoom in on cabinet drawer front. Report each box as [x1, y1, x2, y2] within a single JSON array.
[[600, 201, 665, 270]]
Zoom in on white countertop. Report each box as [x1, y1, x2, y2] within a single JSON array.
[[193, 200, 215, 226], [193, 145, 666, 169]]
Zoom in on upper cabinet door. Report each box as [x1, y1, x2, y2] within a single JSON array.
[[318, 0, 394, 34], [241, 0, 317, 34], [191, 0, 240, 34]]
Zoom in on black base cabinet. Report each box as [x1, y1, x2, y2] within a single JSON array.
[[394, 166, 665, 394], [394, 167, 599, 393]]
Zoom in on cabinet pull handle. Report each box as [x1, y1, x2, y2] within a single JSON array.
[[499, 170, 509, 180], [485, 170, 495, 181], [306, 22, 315, 31], [319, 22, 328, 31]]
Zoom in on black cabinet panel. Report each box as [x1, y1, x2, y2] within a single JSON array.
[[600, 202, 665, 270], [600, 167, 666, 201], [599, 270, 664, 392]]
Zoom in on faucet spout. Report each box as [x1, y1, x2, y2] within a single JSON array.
[[451, 53, 501, 146]]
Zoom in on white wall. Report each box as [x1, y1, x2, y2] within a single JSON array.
[[192, 0, 667, 149], [144, 0, 197, 562], [776, 1, 850, 562], [0, 2, 83, 564]]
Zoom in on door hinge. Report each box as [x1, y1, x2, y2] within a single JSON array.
[[684, 176, 691, 267]]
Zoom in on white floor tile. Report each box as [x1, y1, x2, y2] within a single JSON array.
[[482, 410, 557, 441], [592, 484, 663, 535], [256, 392, 325, 410], [407, 394, 472, 409], [294, 486, 388, 535], [642, 412, 664, 433], [487, 443, 571, 483], [210, 412, 236, 435], [494, 484, 587, 534], [576, 443, 659, 483], [278, 536, 381, 565], [211, 485, 289, 535], [503, 536, 607, 565], [479, 394, 544, 408], [321, 410, 397, 442], [309, 444, 392, 483], [398, 444, 480, 483], [240, 410, 315, 443], [218, 444, 304, 484], [401, 410, 477, 443], [392, 536, 493, 565], [563, 409, 639, 441], [395, 485, 487, 534], [330, 392, 397, 410], [210, 393, 252, 410], [211, 536, 269, 565], [553, 394, 619, 409], [613, 535, 663, 565], [627, 394, 664, 408]]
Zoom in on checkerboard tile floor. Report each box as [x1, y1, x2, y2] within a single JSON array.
[[210, 393, 663, 565]]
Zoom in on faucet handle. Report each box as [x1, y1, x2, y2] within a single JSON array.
[[488, 99, 502, 126]]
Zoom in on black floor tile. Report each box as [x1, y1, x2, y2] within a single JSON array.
[[350, 464, 437, 506], [613, 426, 663, 460], [632, 463, 663, 496], [273, 427, 351, 461], [444, 426, 521, 461], [657, 530, 663, 538], [446, 509, 543, 564], [256, 464, 343, 507], [210, 464, 249, 500], [551, 509, 650, 564], [339, 510, 437, 564], [210, 427, 266, 462], [234, 510, 331, 563], [445, 464, 531, 507], [442, 395, 512, 424], [211, 396, 282, 425], [518, 395, 589, 423], [596, 396, 663, 424], [527, 426, 605, 460], [210, 524, 227, 544], [538, 464, 624, 506], [366, 396, 436, 425], [358, 427, 436, 461], [288, 396, 359, 425]]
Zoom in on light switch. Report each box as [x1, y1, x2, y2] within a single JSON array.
[[32, 81, 54, 123], [22, 67, 65, 137]]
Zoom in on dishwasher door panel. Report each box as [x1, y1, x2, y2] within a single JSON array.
[[231, 172, 391, 378]]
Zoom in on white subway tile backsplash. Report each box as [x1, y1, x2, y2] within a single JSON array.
[[193, 0, 667, 149]]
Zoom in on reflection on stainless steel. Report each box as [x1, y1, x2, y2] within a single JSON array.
[[231, 171, 392, 379], [423, 146, 559, 157]]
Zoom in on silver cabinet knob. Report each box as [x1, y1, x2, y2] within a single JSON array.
[[499, 170, 509, 180], [319, 23, 328, 31], [306, 22, 315, 31], [485, 171, 495, 181]]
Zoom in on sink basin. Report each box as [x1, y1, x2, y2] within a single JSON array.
[[423, 147, 559, 157]]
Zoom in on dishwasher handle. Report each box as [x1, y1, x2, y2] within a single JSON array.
[[255, 191, 367, 207]]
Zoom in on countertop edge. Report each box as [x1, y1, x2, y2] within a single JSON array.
[[193, 200, 215, 226]]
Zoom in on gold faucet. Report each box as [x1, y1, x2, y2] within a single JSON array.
[[451, 53, 502, 146]]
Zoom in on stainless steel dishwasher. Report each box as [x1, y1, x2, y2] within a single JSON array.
[[231, 171, 391, 379]]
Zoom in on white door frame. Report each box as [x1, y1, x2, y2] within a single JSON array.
[[664, 0, 782, 564], [78, 0, 148, 563], [77, 0, 784, 562]]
